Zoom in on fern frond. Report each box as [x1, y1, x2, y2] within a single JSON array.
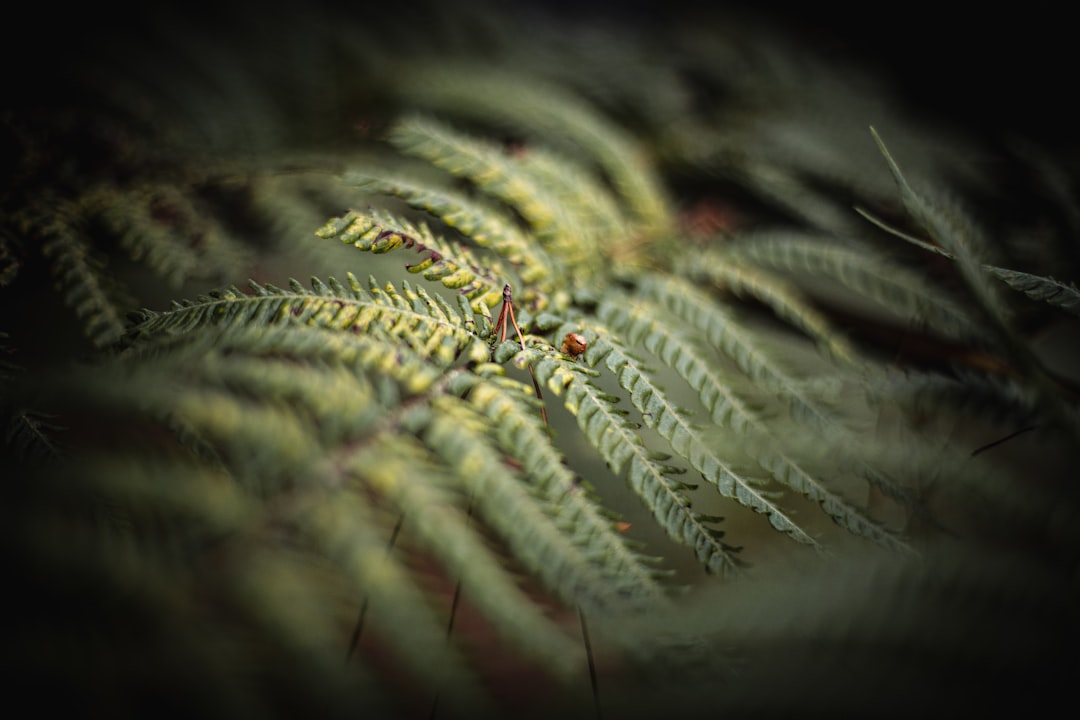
[[392, 65, 672, 236], [346, 433, 588, 683], [678, 250, 858, 362], [118, 304, 660, 663], [316, 209, 507, 311], [857, 204, 1080, 319], [603, 279, 836, 430], [723, 230, 981, 340], [386, 115, 612, 285], [336, 172, 564, 307], [301, 490, 497, 717], [165, 386, 325, 492], [3, 409, 66, 463], [10, 7, 1080, 717], [226, 544, 397, 715], [40, 212, 131, 347], [521, 347, 746, 575], [868, 366, 1039, 429], [585, 297, 835, 549], [512, 145, 634, 247], [197, 322, 451, 397], [457, 371, 670, 606], [11, 456, 296, 718], [32, 332, 582, 710], [85, 184, 199, 284], [871, 128, 1080, 436], [871, 128, 1016, 328], [982, 267, 1080, 318], [129, 275, 490, 366], [622, 277, 912, 552], [388, 116, 563, 236], [191, 351, 384, 443]]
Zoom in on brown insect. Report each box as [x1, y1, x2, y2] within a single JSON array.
[[492, 284, 550, 426], [561, 332, 587, 359]]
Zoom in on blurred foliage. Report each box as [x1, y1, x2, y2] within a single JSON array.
[[2, 1, 1078, 718]]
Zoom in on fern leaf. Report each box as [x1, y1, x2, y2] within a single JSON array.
[[128, 275, 490, 366], [723, 230, 980, 339], [457, 371, 670, 606], [868, 366, 1039, 429], [15, 456, 291, 718], [302, 490, 497, 716], [338, 171, 565, 307], [858, 204, 1080, 319], [524, 349, 746, 575], [316, 208, 506, 311], [550, 312, 751, 436], [3, 409, 66, 463], [635, 276, 846, 431], [86, 185, 199, 284], [227, 544, 398, 715], [193, 351, 383, 444], [870, 127, 1017, 329], [347, 433, 588, 683], [984, 266, 1080, 318], [589, 299, 906, 552], [512, 145, 633, 247], [388, 116, 564, 239], [168, 386, 327, 493], [871, 128, 1080, 436], [205, 321, 449, 396], [581, 309, 822, 548], [679, 250, 858, 362], [40, 215, 130, 347], [392, 65, 672, 235]]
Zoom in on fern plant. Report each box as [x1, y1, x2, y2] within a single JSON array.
[[4, 4, 1079, 718]]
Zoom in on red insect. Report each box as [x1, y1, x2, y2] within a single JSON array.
[[560, 332, 587, 359]]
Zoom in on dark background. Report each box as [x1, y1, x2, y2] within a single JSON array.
[[3, 0, 1076, 153]]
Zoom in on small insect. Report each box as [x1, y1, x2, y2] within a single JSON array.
[[561, 332, 587, 359]]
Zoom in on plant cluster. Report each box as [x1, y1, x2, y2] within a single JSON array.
[[3, 4, 1078, 717]]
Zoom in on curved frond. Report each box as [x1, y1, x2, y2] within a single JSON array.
[[723, 230, 980, 340], [600, 280, 911, 552], [522, 347, 747, 576], [388, 115, 569, 241], [984, 266, 1080, 318], [344, 432, 588, 683], [678, 250, 858, 362], [857, 203, 1080, 318], [392, 65, 672, 236], [40, 212, 131, 347], [3, 409, 67, 463], [457, 371, 670, 607], [871, 127, 1015, 330], [296, 485, 498, 716], [587, 295, 841, 544], [871, 128, 1080, 436], [316, 209, 507, 310], [337, 171, 565, 307], [385, 115, 630, 285], [8, 8, 1080, 716], [513, 145, 634, 248], [89, 183, 253, 286], [128, 274, 490, 365], [604, 278, 837, 428]]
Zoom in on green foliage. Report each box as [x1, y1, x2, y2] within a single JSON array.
[[3, 4, 1078, 718]]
